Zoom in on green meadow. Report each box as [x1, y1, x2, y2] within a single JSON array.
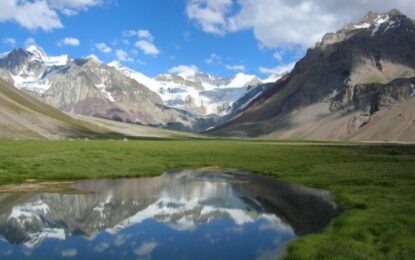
[[0, 140, 414, 259]]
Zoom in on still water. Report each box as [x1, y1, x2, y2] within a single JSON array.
[[0, 168, 340, 259]]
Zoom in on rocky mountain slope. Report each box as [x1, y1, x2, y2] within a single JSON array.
[[210, 9, 415, 142], [0, 78, 201, 140], [0, 78, 111, 139], [0, 47, 268, 132]]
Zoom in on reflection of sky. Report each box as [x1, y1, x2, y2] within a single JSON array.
[[0, 218, 295, 259]]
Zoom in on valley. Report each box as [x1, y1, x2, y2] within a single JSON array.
[[0, 140, 414, 259], [0, 2, 415, 260]]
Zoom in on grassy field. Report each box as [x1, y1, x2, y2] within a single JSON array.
[[0, 140, 414, 259]]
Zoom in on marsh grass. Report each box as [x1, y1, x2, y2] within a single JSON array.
[[0, 140, 414, 259]]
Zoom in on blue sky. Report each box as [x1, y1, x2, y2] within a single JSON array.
[[1, 0, 414, 78]]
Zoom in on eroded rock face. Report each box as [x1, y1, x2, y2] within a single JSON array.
[[330, 78, 415, 114]]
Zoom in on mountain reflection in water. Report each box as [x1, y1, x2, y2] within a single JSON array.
[[0, 168, 340, 259]]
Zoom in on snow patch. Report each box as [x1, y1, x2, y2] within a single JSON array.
[[383, 20, 400, 33], [410, 84, 415, 97], [8, 201, 50, 225], [225, 73, 258, 88], [238, 91, 263, 110], [10, 73, 51, 93], [353, 22, 371, 29], [95, 83, 115, 102], [26, 45, 68, 66], [372, 15, 389, 36]]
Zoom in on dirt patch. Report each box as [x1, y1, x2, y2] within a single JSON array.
[[0, 181, 80, 193]]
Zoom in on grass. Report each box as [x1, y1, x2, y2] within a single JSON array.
[[0, 139, 414, 259]]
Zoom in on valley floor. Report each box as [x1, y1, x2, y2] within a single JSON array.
[[0, 140, 414, 259]]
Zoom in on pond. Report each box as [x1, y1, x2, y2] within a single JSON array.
[[0, 168, 340, 259]]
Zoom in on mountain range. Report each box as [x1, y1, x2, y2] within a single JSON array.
[[209, 9, 415, 141], [0, 9, 414, 141], [0, 46, 277, 132]]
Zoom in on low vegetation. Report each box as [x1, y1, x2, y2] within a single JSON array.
[[0, 140, 414, 259]]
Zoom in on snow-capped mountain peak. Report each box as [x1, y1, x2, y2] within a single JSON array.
[[1, 44, 271, 131], [225, 73, 261, 88], [26, 44, 69, 66]]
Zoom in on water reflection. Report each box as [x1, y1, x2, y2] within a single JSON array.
[[0, 169, 339, 259]]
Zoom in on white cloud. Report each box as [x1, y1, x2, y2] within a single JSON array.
[[168, 65, 199, 78], [186, 0, 233, 35], [3, 37, 16, 46], [48, 0, 104, 15], [225, 64, 245, 71], [137, 29, 154, 41], [186, 0, 415, 49], [133, 29, 160, 56], [24, 37, 36, 47], [122, 30, 137, 37], [135, 40, 160, 56], [61, 248, 77, 258], [58, 37, 80, 46], [115, 49, 133, 62], [205, 53, 221, 64], [134, 242, 158, 257], [273, 51, 283, 61], [259, 62, 295, 75], [0, 0, 104, 31], [95, 42, 112, 53], [94, 242, 109, 253], [0, 0, 63, 31]]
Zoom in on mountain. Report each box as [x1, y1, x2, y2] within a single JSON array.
[[0, 46, 267, 132], [0, 77, 110, 139], [209, 9, 415, 142], [0, 78, 202, 140], [108, 61, 263, 117]]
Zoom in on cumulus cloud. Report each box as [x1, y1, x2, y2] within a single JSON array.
[[186, 0, 232, 35], [259, 62, 295, 75], [0, 0, 104, 31], [205, 53, 221, 64], [61, 248, 77, 258], [168, 65, 199, 78], [48, 0, 104, 15], [94, 242, 110, 253], [58, 37, 80, 46], [133, 30, 160, 56], [186, 0, 415, 49], [115, 49, 133, 62], [3, 37, 16, 46], [273, 51, 283, 61], [0, 0, 62, 31], [134, 242, 158, 257], [95, 42, 112, 53], [135, 40, 160, 56], [24, 37, 36, 47], [137, 29, 154, 41], [225, 64, 245, 71]]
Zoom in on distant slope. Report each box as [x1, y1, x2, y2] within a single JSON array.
[[0, 78, 112, 139], [72, 114, 204, 139], [0, 79, 202, 140], [209, 10, 415, 142]]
